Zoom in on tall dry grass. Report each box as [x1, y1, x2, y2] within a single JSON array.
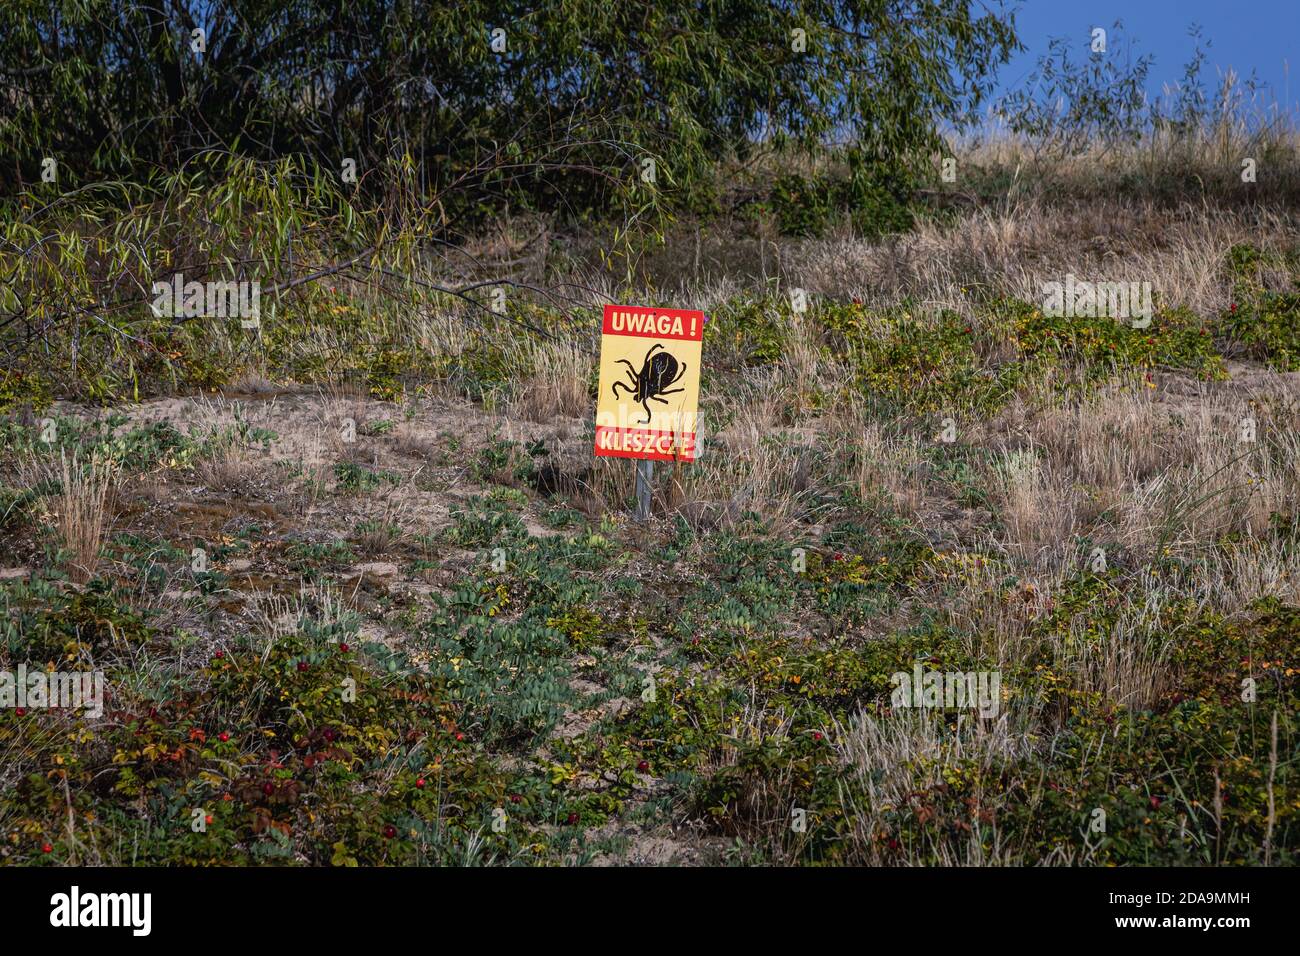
[[832, 709, 1034, 865], [508, 336, 594, 422], [53, 450, 117, 583]]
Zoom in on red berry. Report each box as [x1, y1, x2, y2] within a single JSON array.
[[637, 760, 650, 772], [219, 732, 230, 742], [416, 778, 426, 789], [339, 643, 350, 653], [455, 732, 464, 742], [322, 728, 336, 742], [205, 815, 213, 825], [888, 838, 901, 851], [297, 661, 309, 672], [813, 732, 823, 741], [15, 707, 24, 716], [262, 782, 274, 797], [1149, 796, 1162, 809], [383, 825, 397, 839], [566, 813, 579, 825], [509, 794, 521, 804], [41, 843, 52, 854]]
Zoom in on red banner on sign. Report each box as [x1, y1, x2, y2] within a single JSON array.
[[601, 305, 705, 341], [594, 426, 696, 462]]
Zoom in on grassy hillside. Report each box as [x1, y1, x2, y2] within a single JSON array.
[[1, 139, 1298, 866]]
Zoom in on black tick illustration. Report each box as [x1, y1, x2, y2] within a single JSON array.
[[612, 343, 687, 424]]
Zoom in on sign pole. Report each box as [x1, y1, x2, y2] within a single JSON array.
[[634, 459, 653, 522]]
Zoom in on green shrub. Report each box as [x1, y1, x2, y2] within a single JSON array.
[[769, 163, 917, 238]]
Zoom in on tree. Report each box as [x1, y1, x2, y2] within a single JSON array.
[[1, 0, 1020, 213]]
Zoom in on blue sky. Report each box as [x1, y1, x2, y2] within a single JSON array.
[[996, 0, 1300, 120]]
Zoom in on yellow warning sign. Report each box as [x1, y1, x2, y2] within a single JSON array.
[[594, 304, 704, 461]]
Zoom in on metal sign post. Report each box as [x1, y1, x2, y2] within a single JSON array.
[[634, 459, 653, 521]]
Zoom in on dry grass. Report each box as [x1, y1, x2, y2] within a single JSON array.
[[984, 445, 1084, 570], [1066, 600, 1175, 712], [954, 377, 1300, 577], [52, 450, 117, 583], [353, 499, 408, 556], [843, 412, 927, 517], [782, 199, 1296, 321], [832, 709, 1033, 865], [192, 444, 259, 494], [681, 385, 823, 534], [508, 336, 593, 422]]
